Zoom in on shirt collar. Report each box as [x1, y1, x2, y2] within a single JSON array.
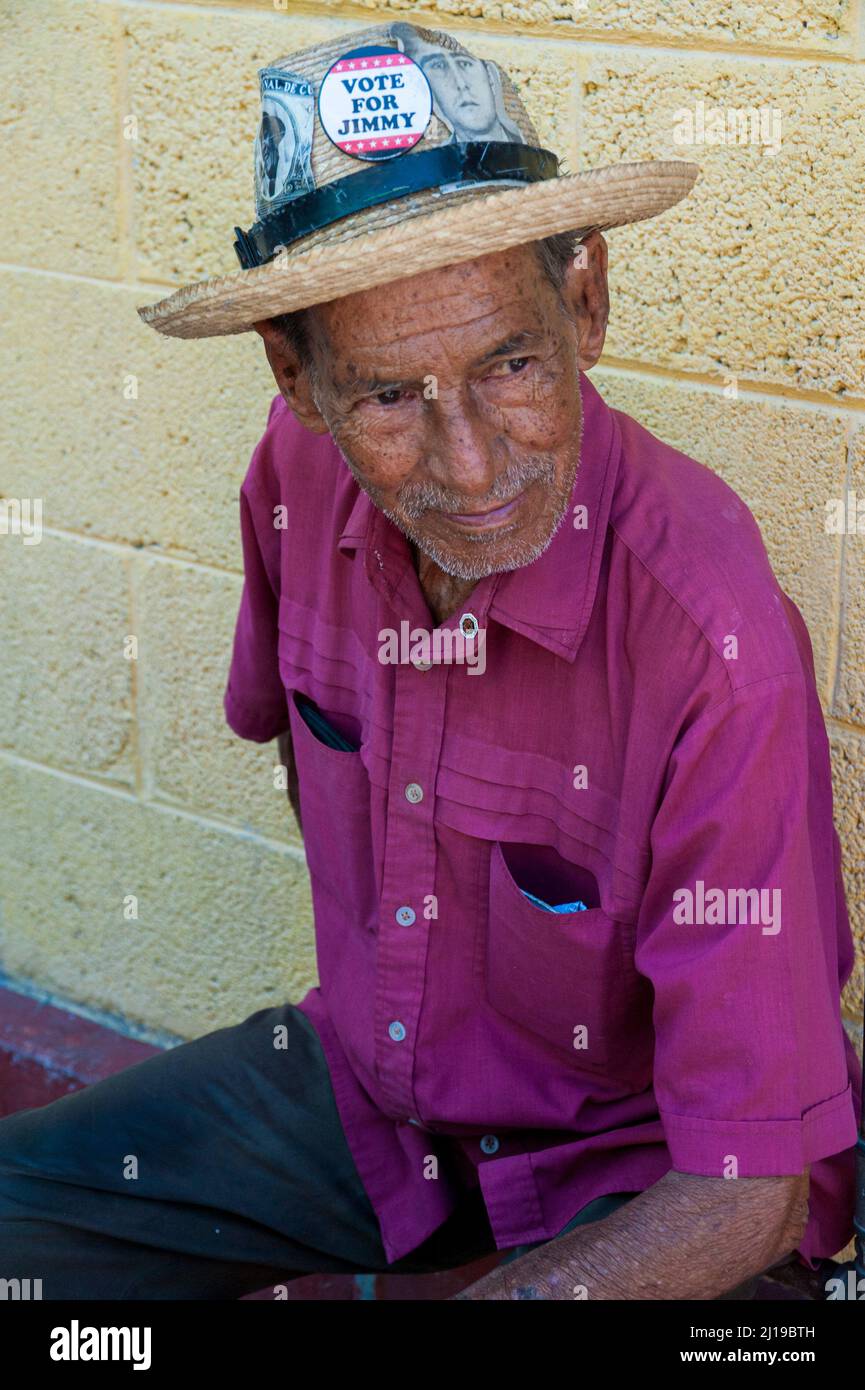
[[337, 371, 621, 662]]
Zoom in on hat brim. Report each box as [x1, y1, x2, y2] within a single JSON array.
[[137, 159, 699, 340]]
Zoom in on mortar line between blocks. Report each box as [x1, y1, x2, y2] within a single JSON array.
[[829, 419, 855, 716], [597, 359, 865, 415], [113, 1, 136, 282], [0, 749, 305, 860], [125, 552, 145, 798], [117, 0, 863, 66]]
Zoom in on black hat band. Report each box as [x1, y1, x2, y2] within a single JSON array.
[[233, 141, 560, 271]]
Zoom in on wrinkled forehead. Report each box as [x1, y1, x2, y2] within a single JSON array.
[[311, 244, 556, 366]]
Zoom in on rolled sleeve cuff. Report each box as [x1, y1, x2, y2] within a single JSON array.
[[662, 1083, 857, 1175], [224, 684, 289, 743]]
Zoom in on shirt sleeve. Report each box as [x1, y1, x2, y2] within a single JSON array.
[[635, 670, 857, 1177], [223, 407, 291, 744]]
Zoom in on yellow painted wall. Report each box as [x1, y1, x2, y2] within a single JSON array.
[[0, 0, 862, 1057]]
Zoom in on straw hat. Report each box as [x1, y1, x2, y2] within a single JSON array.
[[138, 22, 699, 340]]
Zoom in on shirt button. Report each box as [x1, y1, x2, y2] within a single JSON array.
[[480, 1134, 500, 1155], [412, 656, 432, 671], [395, 905, 416, 926], [407, 1117, 421, 1126], [388, 1021, 406, 1042], [404, 782, 424, 804], [459, 612, 480, 639]]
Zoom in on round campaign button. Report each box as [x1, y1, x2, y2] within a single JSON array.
[[318, 45, 433, 161]]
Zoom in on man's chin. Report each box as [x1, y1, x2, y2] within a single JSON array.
[[408, 513, 564, 582], [455, 103, 495, 133]]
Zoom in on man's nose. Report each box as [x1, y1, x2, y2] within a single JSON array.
[[424, 397, 499, 500], [453, 64, 472, 95]]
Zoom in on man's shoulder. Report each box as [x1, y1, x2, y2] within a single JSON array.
[[240, 394, 353, 532], [606, 402, 810, 691], [242, 394, 341, 494]]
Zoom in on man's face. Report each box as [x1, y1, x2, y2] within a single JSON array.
[[420, 52, 497, 137], [301, 244, 586, 582]]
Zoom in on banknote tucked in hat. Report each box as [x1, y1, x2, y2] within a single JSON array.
[[138, 22, 700, 340]]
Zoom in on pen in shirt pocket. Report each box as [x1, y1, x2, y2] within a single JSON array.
[[520, 888, 588, 913], [295, 694, 360, 752]]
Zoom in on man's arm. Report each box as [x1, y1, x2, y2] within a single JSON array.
[[453, 1167, 809, 1300], [276, 729, 302, 835]]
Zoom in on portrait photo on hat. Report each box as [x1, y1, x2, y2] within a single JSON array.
[[3, 3, 863, 1339]]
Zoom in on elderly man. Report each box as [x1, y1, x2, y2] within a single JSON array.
[[0, 22, 858, 1303]]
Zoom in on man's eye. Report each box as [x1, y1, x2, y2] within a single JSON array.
[[488, 356, 530, 377], [375, 388, 405, 405]]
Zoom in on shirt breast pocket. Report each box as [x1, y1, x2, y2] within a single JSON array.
[[485, 840, 645, 1082], [287, 691, 378, 937]]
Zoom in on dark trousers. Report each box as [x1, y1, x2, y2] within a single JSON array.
[[0, 1002, 636, 1300]]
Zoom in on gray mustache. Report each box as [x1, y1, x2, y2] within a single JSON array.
[[398, 456, 556, 520]]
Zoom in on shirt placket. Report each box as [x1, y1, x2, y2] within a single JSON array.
[[363, 505, 500, 1127], [374, 651, 446, 1122]]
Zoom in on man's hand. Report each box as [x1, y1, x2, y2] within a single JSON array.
[[450, 1168, 809, 1300]]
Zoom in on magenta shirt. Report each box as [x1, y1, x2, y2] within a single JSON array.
[[225, 371, 860, 1267]]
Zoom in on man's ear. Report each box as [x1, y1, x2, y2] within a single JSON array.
[[252, 318, 330, 434], [561, 230, 609, 371]]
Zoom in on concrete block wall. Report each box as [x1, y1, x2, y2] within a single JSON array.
[[0, 0, 862, 1048]]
